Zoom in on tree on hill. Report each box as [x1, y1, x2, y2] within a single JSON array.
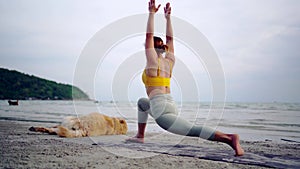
[[0, 68, 89, 100]]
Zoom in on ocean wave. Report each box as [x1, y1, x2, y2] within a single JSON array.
[[249, 121, 300, 128], [0, 116, 59, 124]]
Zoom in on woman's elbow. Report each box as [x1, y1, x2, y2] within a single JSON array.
[[146, 33, 153, 38]]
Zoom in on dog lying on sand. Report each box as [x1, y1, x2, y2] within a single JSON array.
[[29, 112, 128, 138]]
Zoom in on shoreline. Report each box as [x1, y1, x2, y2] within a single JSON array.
[[1, 120, 299, 169]]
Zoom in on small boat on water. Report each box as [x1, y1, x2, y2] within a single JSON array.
[[8, 100, 19, 106]]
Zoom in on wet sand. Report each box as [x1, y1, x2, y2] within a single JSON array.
[[1, 120, 299, 169]]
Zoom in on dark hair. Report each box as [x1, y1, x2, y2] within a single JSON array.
[[153, 36, 167, 54], [153, 36, 163, 44]]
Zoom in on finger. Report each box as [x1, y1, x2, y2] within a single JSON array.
[[164, 6, 171, 13], [157, 4, 161, 10], [165, 3, 170, 12], [166, 2, 170, 8]]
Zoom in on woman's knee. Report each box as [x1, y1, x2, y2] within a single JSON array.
[[137, 98, 150, 112]]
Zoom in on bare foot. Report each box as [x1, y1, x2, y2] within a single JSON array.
[[230, 134, 244, 156], [125, 136, 144, 143]]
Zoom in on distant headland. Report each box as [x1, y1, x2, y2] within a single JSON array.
[[0, 68, 89, 100]]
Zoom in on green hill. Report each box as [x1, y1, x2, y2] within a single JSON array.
[[0, 68, 89, 100]]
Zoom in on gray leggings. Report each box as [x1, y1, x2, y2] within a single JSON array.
[[137, 94, 215, 140]]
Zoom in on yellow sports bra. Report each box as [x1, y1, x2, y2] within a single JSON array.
[[142, 58, 172, 87]]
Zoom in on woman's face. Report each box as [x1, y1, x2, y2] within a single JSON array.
[[154, 40, 166, 54], [154, 40, 163, 48]]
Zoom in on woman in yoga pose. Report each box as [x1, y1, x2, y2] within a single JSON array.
[[127, 0, 244, 156]]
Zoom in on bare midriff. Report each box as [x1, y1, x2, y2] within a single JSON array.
[[146, 86, 171, 98]]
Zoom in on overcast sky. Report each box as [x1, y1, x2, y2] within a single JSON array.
[[1, 0, 299, 102]]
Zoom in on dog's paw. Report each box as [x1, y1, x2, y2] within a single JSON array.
[[29, 126, 36, 131]]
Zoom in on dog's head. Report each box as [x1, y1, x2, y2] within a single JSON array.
[[114, 118, 128, 134]]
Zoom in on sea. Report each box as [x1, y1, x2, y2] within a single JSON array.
[[0, 100, 299, 143]]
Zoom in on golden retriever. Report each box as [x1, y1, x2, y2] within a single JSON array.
[[29, 112, 128, 138]]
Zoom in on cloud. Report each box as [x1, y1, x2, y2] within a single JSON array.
[[0, 0, 299, 102], [172, 0, 300, 102], [0, 1, 100, 83]]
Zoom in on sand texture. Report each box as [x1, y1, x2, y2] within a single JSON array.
[[1, 120, 299, 169]]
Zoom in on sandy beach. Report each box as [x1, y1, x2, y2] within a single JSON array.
[[0, 120, 299, 169]]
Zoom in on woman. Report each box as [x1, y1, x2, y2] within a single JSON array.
[[127, 0, 244, 156]]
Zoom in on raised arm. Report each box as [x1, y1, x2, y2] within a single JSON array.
[[164, 3, 175, 62], [145, 0, 160, 62]]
